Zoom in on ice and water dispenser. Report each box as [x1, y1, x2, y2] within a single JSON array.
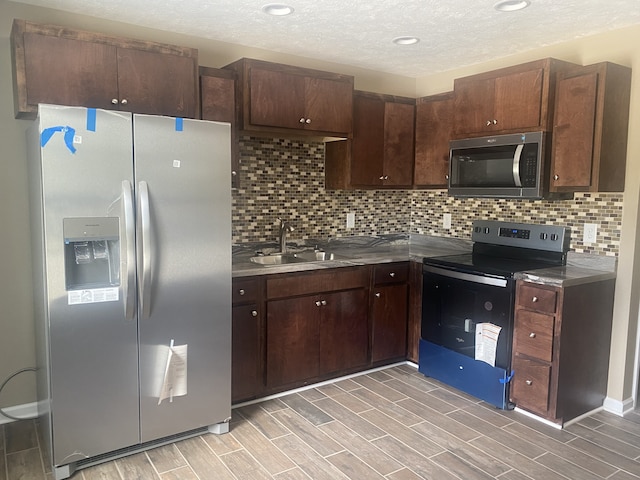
[[63, 217, 120, 291]]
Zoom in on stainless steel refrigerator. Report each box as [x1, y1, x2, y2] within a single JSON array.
[[27, 104, 232, 480]]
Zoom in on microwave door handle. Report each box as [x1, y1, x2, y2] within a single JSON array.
[[513, 144, 524, 187]]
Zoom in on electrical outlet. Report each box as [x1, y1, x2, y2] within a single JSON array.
[[443, 213, 452, 229], [583, 223, 598, 243], [346, 212, 355, 229]]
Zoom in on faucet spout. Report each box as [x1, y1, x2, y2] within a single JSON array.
[[277, 218, 294, 253]]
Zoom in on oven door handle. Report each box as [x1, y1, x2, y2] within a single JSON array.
[[423, 265, 508, 288]]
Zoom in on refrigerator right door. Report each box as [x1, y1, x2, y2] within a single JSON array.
[[133, 115, 232, 442]]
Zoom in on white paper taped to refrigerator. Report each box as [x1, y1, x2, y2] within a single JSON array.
[[158, 341, 188, 405], [475, 323, 502, 367]]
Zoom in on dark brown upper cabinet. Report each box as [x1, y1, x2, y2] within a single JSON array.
[[224, 58, 354, 138], [11, 19, 199, 120], [414, 92, 455, 188], [325, 91, 414, 189], [549, 62, 631, 193], [453, 58, 576, 138]]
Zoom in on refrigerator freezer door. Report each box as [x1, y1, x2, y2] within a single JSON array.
[[133, 115, 232, 442], [33, 105, 140, 464]]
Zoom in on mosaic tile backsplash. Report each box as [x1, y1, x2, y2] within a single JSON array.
[[232, 136, 623, 256]]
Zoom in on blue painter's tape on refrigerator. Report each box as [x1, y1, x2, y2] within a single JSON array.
[[86, 109, 97, 132], [40, 126, 77, 154], [175, 118, 183, 131]]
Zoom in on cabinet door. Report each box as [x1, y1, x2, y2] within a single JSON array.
[[454, 77, 495, 135], [305, 76, 353, 134], [414, 93, 454, 187], [493, 68, 544, 131], [371, 284, 408, 363], [232, 304, 263, 402], [319, 289, 369, 375], [266, 296, 320, 387], [549, 72, 598, 190], [383, 102, 415, 186], [249, 68, 305, 130], [116, 48, 197, 118], [350, 95, 385, 186], [22, 33, 119, 111]]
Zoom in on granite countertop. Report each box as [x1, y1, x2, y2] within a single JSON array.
[[233, 234, 618, 286]]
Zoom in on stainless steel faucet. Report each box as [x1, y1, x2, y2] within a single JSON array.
[[277, 218, 294, 253]]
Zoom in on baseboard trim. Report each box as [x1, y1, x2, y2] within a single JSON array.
[[603, 396, 635, 417], [0, 401, 38, 425]]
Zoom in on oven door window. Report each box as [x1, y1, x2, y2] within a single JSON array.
[[422, 271, 514, 369]]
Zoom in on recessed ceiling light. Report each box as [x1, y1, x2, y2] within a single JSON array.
[[262, 4, 294, 16], [494, 0, 531, 12], [393, 36, 420, 46]]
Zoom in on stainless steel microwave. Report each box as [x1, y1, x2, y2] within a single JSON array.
[[448, 132, 546, 198]]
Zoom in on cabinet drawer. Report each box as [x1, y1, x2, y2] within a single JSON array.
[[517, 283, 557, 313], [511, 357, 551, 413], [514, 310, 554, 362], [373, 262, 409, 285], [267, 267, 368, 299], [232, 277, 262, 305]]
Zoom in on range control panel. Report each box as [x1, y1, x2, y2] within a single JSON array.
[[471, 220, 570, 253]]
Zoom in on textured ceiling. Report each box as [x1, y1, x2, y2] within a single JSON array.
[[12, 0, 640, 77]]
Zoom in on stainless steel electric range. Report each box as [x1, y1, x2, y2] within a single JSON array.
[[419, 220, 570, 409]]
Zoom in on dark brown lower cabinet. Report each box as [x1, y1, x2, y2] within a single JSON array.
[[370, 262, 409, 364], [265, 266, 369, 391], [231, 277, 264, 403]]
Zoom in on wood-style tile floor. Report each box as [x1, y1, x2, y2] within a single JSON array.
[[2, 364, 640, 479]]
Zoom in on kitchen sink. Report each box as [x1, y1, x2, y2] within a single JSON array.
[[249, 250, 349, 266], [250, 254, 303, 265], [294, 251, 348, 262]]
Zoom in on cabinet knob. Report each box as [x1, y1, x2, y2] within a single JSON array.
[[251, 310, 258, 317], [384, 176, 389, 180], [532, 296, 538, 303], [321, 300, 327, 306], [486, 120, 492, 126], [121, 99, 128, 105], [375, 292, 381, 298], [529, 332, 536, 338], [445, 174, 449, 180], [231, 171, 237, 176], [315, 301, 321, 307], [239, 289, 245, 296], [111, 98, 118, 105], [525, 380, 533, 386], [305, 118, 312, 124], [389, 272, 396, 278], [379, 176, 385, 180], [299, 117, 306, 124], [554, 174, 559, 181]]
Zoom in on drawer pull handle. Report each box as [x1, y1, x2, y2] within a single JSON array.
[[321, 300, 327, 306], [375, 292, 381, 298], [529, 332, 536, 338], [532, 296, 538, 303], [525, 380, 533, 386], [251, 310, 258, 317], [315, 301, 321, 307], [389, 272, 396, 277], [239, 289, 245, 296]]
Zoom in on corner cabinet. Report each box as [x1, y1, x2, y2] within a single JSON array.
[[10, 19, 199, 119], [510, 279, 615, 425], [414, 92, 454, 188], [325, 91, 415, 189], [453, 58, 576, 137], [231, 276, 265, 403], [549, 62, 631, 193], [224, 58, 354, 138], [264, 267, 369, 391]]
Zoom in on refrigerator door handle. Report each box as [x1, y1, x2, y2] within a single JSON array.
[[122, 180, 136, 321], [138, 181, 152, 319]]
